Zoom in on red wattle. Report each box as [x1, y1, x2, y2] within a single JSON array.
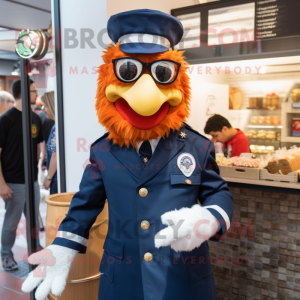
[[115, 98, 169, 130]]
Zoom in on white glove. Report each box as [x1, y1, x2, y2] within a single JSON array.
[[21, 244, 78, 300], [155, 204, 221, 252]]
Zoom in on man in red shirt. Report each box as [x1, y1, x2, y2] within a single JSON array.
[[204, 114, 250, 157]]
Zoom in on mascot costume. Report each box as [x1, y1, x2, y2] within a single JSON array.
[[22, 9, 233, 300]]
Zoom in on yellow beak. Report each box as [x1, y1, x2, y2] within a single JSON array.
[[105, 74, 182, 116]]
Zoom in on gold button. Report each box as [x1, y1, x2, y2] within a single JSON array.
[[139, 188, 148, 197], [144, 252, 153, 262], [185, 179, 192, 185], [141, 220, 150, 230]]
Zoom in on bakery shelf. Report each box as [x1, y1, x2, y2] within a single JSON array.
[[247, 107, 281, 111], [248, 138, 280, 145], [252, 153, 274, 159], [281, 136, 300, 143], [222, 176, 300, 190], [251, 152, 274, 155], [248, 125, 283, 129], [282, 103, 300, 114]]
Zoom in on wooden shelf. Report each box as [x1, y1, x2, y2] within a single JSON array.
[[248, 138, 280, 145], [247, 108, 281, 111], [248, 125, 283, 129], [281, 136, 300, 143], [222, 176, 300, 190]]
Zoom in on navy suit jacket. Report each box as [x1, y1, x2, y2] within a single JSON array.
[[53, 124, 233, 300]]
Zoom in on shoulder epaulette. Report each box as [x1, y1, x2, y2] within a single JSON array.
[[183, 123, 209, 141], [91, 132, 109, 147]]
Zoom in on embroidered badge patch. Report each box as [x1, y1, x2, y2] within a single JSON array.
[[31, 124, 37, 138], [177, 153, 196, 177]]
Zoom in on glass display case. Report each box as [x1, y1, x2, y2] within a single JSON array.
[[171, 0, 300, 64], [173, 1, 300, 189]]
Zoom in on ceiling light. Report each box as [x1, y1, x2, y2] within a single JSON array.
[[11, 62, 20, 75], [11, 69, 19, 75]]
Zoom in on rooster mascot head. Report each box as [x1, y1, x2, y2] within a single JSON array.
[[96, 9, 191, 148]]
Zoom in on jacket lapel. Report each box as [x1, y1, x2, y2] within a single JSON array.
[[110, 141, 144, 179], [138, 129, 186, 186]]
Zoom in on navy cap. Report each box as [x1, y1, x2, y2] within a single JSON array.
[[107, 9, 183, 54]]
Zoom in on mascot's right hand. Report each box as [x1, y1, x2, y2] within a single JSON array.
[[21, 244, 78, 300]]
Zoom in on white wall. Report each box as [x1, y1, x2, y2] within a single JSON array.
[[187, 65, 229, 134], [187, 66, 228, 135], [52, 0, 107, 192]]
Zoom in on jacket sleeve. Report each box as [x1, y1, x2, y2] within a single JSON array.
[[198, 141, 233, 242], [52, 150, 107, 253]]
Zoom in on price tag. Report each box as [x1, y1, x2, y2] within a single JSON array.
[[292, 103, 300, 110]]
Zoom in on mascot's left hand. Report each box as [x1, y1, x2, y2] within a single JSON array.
[[154, 204, 221, 252]]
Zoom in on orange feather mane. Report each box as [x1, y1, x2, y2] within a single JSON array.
[[95, 42, 191, 148]]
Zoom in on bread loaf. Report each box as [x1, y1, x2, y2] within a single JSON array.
[[267, 153, 300, 175], [229, 87, 243, 110]]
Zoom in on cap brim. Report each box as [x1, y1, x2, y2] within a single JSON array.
[[120, 43, 169, 54]]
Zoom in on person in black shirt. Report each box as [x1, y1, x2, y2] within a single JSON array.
[[0, 80, 44, 271]]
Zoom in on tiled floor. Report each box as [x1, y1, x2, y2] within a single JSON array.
[[0, 186, 48, 300]]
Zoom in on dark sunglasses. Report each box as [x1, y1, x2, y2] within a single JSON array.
[[112, 57, 181, 85]]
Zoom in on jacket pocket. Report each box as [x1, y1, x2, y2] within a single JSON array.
[[99, 237, 124, 283], [103, 237, 124, 260], [170, 173, 201, 186], [100, 257, 114, 283], [187, 252, 212, 285]]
